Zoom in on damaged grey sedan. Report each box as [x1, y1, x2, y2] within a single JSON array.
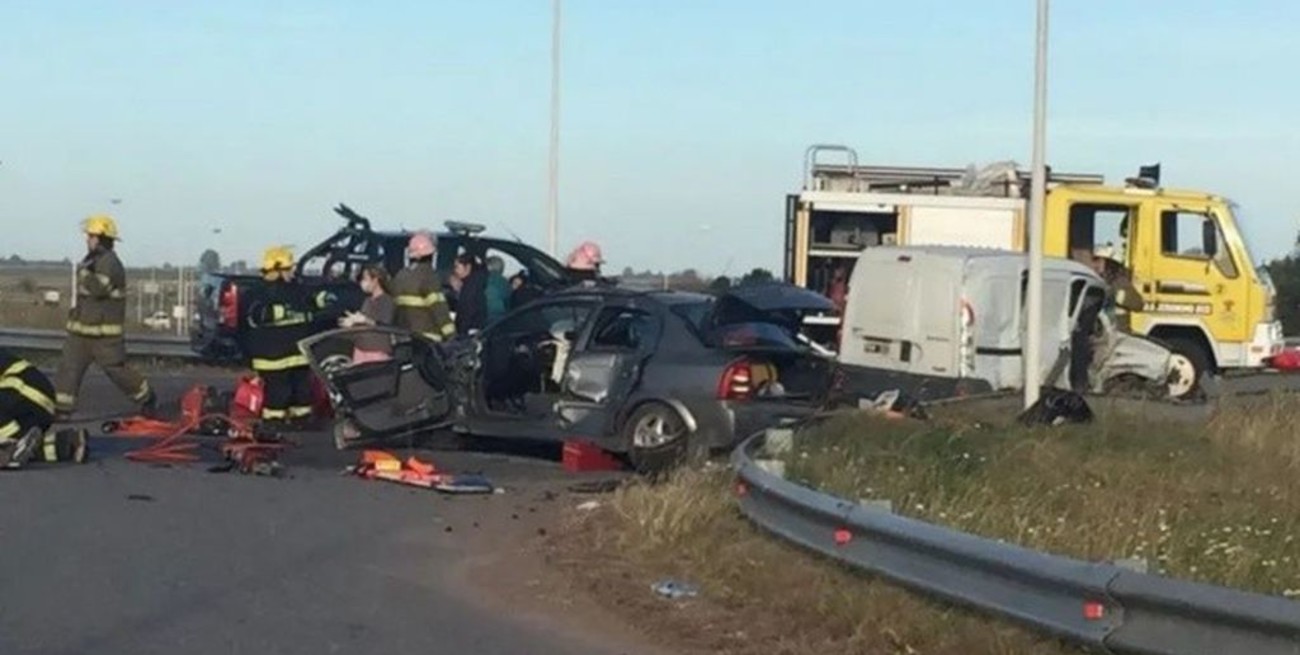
[[301, 284, 840, 473]]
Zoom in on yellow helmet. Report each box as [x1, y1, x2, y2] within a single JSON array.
[[82, 214, 120, 239], [261, 246, 295, 273]]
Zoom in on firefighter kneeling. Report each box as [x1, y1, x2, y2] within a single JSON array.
[[1, 348, 87, 469], [246, 247, 332, 431]]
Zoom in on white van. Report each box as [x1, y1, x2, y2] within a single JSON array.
[[838, 246, 1175, 399]]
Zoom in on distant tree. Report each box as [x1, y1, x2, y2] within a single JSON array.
[[620, 266, 635, 278], [739, 268, 775, 286], [1266, 250, 1300, 336], [707, 276, 732, 294], [18, 277, 36, 294], [229, 260, 249, 274], [198, 249, 221, 274], [669, 269, 706, 292], [8, 254, 21, 263]]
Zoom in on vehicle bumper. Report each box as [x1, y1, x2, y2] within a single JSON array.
[[1248, 321, 1285, 368]]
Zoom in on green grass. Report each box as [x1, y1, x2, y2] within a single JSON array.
[[559, 470, 1081, 655], [782, 397, 1300, 598]]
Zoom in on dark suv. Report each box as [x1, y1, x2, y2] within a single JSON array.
[[191, 204, 581, 362]]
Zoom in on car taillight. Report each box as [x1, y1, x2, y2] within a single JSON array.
[[718, 360, 753, 401], [219, 283, 239, 329]]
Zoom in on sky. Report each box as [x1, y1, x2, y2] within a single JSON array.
[[2, 1, 1297, 275]]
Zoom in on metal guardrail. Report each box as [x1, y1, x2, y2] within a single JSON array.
[[0, 328, 197, 359], [732, 427, 1300, 655]]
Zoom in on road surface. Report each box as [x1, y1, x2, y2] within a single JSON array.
[[0, 372, 648, 655]]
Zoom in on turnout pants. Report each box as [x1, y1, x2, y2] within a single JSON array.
[[54, 334, 151, 413], [259, 366, 313, 421]]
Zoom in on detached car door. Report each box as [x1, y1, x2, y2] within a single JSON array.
[[300, 327, 455, 437], [555, 300, 662, 438]]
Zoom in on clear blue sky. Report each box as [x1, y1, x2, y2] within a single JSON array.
[[2, 1, 1297, 274]]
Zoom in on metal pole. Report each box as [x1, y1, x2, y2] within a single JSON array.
[[69, 260, 77, 310], [177, 266, 184, 337], [1024, 0, 1049, 408], [547, 0, 562, 257]]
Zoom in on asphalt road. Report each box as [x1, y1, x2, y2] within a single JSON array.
[[0, 372, 644, 655]]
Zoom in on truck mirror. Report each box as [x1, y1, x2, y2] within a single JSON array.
[[1201, 219, 1218, 257]]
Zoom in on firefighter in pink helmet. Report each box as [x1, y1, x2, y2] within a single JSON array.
[[389, 231, 455, 342], [566, 241, 604, 282]]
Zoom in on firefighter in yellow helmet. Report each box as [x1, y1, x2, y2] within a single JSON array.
[[53, 215, 156, 418], [245, 246, 333, 430]]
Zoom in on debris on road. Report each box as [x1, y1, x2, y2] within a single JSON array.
[[1016, 389, 1093, 427], [346, 450, 497, 494], [125, 494, 155, 502], [575, 500, 601, 512], [651, 579, 699, 600], [567, 479, 621, 494], [859, 389, 928, 420]]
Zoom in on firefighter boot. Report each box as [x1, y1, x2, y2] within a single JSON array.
[[4, 427, 46, 469]]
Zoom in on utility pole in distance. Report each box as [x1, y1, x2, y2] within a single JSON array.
[[547, 0, 562, 257]]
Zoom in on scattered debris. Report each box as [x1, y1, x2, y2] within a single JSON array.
[[859, 389, 929, 420], [652, 579, 700, 600], [568, 479, 621, 494], [1017, 388, 1093, 427], [347, 450, 496, 494], [575, 500, 601, 512]]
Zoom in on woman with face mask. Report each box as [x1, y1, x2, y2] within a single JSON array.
[[340, 265, 396, 364]]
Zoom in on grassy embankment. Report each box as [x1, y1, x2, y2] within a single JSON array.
[[555, 396, 1299, 655]]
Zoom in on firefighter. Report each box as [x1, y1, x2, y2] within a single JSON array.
[[1091, 245, 1144, 329], [245, 246, 322, 430], [391, 232, 456, 343], [54, 215, 156, 418], [1, 348, 87, 468]]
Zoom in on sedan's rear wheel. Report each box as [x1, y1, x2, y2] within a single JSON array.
[[625, 403, 692, 476]]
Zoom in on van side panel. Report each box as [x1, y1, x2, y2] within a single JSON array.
[[840, 253, 961, 375]]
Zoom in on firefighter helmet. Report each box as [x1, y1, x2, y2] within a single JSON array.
[[566, 241, 604, 270], [261, 246, 295, 273], [408, 231, 436, 259], [82, 214, 120, 239]]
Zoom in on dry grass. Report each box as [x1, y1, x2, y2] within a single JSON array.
[[784, 396, 1300, 598], [553, 470, 1084, 655]]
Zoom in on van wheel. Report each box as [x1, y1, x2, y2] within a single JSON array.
[[624, 403, 693, 476], [1165, 338, 1211, 400]]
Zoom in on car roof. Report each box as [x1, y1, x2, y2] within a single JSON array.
[[546, 286, 712, 304]]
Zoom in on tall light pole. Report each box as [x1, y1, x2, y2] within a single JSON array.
[[1024, 0, 1050, 408], [547, 0, 562, 257]]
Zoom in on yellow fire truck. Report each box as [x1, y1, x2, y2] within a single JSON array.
[[785, 144, 1283, 396]]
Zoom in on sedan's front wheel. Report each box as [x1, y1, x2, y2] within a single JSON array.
[[624, 403, 692, 476]]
